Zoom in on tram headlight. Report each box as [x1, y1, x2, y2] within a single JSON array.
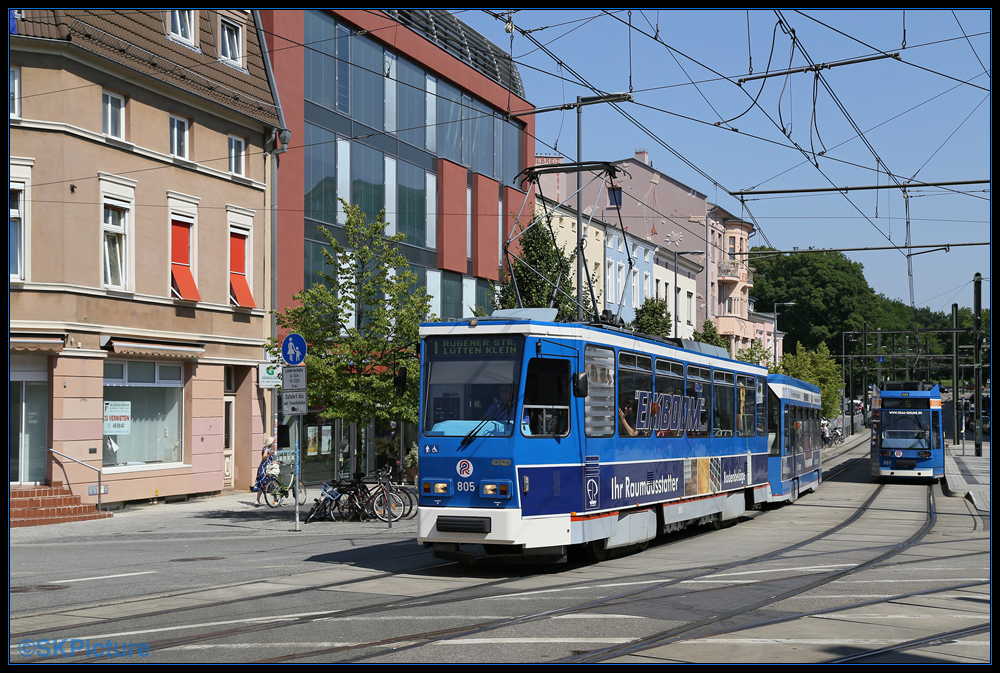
[[918, 451, 931, 459], [421, 479, 453, 496], [480, 480, 512, 499]]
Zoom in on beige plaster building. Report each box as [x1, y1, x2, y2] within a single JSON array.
[[9, 10, 284, 516]]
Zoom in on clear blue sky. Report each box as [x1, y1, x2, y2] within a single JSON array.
[[459, 9, 990, 313]]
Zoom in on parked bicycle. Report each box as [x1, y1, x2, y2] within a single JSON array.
[[304, 481, 341, 523], [260, 462, 307, 508], [335, 470, 403, 522]]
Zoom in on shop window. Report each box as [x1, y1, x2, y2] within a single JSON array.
[[103, 360, 184, 467]]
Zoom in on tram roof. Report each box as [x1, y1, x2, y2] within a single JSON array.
[[420, 313, 767, 375]]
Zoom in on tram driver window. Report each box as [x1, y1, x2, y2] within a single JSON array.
[[522, 358, 571, 437]]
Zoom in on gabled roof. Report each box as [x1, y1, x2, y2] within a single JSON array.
[[10, 9, 280, 128]]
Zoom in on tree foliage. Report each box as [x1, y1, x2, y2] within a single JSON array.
[[736, 338, 773, 370], [272, 202, 429, 427], [780, 342, 842, 418], [750, 248, 877, 355], [693, 320, 730, 349], [495, 215, 594, 322], [631, 297, 672, 338]]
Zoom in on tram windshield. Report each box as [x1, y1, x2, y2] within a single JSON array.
[[421, 335, 524, 437], [879, 409, 932, 449]]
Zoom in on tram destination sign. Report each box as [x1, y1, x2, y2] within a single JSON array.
[[427, 335, 523, 360]]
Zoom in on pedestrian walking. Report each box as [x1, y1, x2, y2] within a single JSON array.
[[251, 436, 277, 506]]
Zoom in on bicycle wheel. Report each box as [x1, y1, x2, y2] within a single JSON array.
[[372, 492, 404, 522], [304, 499, 322, 524], [398, 486, 418, 519], [337, 492, 362, 521], [295, 480, 307, 506], [262, 478, 282, 508]]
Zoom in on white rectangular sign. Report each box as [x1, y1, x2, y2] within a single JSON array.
[[282, 389, 307, 415], [258, 363, 282, 388], [103, 400, 131, 434], [282, 365, 307, 391]]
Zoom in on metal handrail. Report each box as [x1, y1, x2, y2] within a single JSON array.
[[48, 449, 103, 512]]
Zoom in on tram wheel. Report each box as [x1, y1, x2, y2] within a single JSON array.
[[585, 538, 609, 562]]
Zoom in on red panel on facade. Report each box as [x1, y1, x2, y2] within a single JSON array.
[[170, 220, 201, 301], [472, 174, 500, 281], [229, 231, 255, 308], [437, 158, 467, 274]]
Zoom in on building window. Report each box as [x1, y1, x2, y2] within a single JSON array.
[[103, 360, 184, 468], [170, 219, 200, 301], [228, 134, 245, 175], [169, 10, 195, 45], [170, 115, 188, 159], [220, 19, 242, 66], [102, 202, 128, 289], [102, 90, 125, 139], [10, 65, 20, 119], [10, 183, 24, 280], [608, 186, 622, 208], [229, 228, 254, 307]]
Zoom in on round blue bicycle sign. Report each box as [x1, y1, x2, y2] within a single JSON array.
[[281, 333, 307, 366]]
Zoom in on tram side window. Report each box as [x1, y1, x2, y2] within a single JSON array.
[[584, 345, 615, 438], [523, 358, 570, 438], [767, 387, 781, 455], [618, 352, 653, 438], [756, 378, 767, 438], [737, 375, 756, 438], [686, 365, 711, 438], [655, 358, 685, 438], [713, 370, 735, 437]]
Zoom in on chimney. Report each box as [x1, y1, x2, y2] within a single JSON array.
[[635, 150, 649, 165]]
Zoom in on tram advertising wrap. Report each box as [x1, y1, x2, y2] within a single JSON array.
[[417, 310, 821, 563]]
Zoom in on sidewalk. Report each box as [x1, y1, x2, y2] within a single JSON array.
[[944, 434, 991, 513]]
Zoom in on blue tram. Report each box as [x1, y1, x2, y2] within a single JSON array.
[[416, 309, 819, 562], [766, 375, 823, 502], [870, 382, 944, 480]]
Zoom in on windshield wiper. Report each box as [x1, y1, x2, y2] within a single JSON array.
[[459, 401, 512, 450]]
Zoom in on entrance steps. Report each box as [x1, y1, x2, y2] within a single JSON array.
[[9, 483, 113, 527]]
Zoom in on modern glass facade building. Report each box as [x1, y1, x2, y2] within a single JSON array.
[[260, 10, 535, 480]]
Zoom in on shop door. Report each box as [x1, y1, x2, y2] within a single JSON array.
[[9, 381, 48, 484]]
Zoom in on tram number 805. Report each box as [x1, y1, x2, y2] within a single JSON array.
[[456, 481, 476, 492]]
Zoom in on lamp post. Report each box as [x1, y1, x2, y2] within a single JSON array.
[[772, 302, 795, 367], [512, 92, 633, 322], [673, 249, 705, 337]]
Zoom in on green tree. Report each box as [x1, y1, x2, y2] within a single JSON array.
[[780, 341, 842, 418], [736, 338, 772, 370], [495, 215, 593, 321], [631, 297, 672, 338], [693, 320, 731, 350], [750, 248, 878, 355], [272, 202, 430, 428]]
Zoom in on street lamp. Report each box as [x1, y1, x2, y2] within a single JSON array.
[[772, 302, 795, 367], [673, 249, 705, 337], [575, 93, 632, 320], [511, 92, 633, 321]]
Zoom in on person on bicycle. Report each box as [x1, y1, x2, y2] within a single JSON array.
[[251, 436, 277, 506]]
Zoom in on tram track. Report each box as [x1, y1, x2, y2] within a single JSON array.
[[13, 448, 976, 664], [279, 476, 942, 663], [241, 469, 932, 662]]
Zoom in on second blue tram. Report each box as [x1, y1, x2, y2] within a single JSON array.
[[766, 375, 823, 502], [870, 382, 944, 480]]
